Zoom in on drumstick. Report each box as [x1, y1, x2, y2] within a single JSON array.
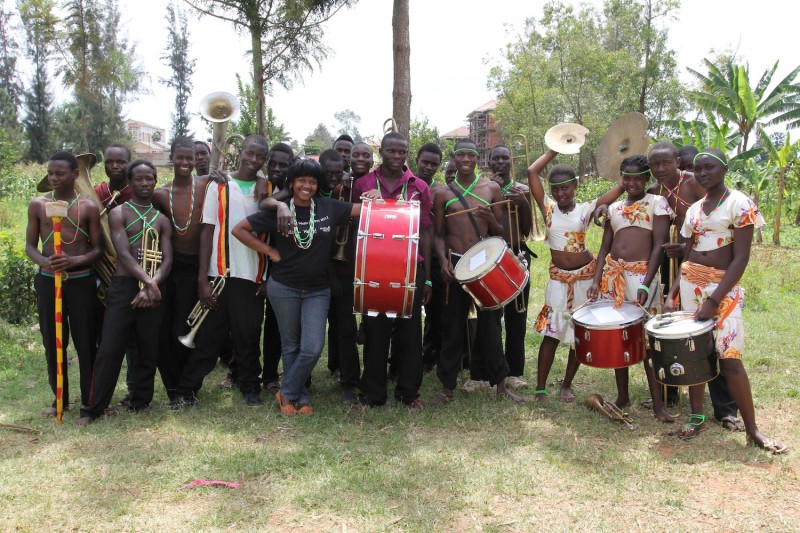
[[445, 250, 452, 305], [445, 199, 512, 217]]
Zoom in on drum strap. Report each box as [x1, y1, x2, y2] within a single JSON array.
[[447, 182, 484, 240]]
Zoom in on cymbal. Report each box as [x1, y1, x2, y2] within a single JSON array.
[[38, 153, 98, 193], [544, 123, 589, 155], [596, 112, 649, 182]]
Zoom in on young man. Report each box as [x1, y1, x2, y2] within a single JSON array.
[[333, 134, 355, 173], [95, 144, 134, 211], [350, 141, 375, 183], [194, 141, 211, 177], [172, 135, 269, 407], [415, 143, 445, 371], [319, 149, 361, 401], [26, 151, 103, 417], [352, 132, 432, 408], [647, 141, 743, 430], [260, 142, 294, 392], [488, 144, 533, 389], [677, 145, 698, 173], [76, 160, 173, 425], [151, 138, 209, 400], [432, 139, 523, 405]]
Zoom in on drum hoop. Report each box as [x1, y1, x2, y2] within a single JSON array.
[[455, 237, 514, 283], [645, 315, 716, 339], [475, 270, 530, 310], [572, 301, 645, 330]]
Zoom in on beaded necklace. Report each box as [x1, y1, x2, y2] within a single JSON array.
[[501, 178, 515, 195], [124, 201, 159, 245], [290, 198, 315, 250], [699, 187, 729, 221], [375, 168, 408, 200], [169, 180, 195, 236], [43, 192, 85, 245], [658, 171, 692, 209]]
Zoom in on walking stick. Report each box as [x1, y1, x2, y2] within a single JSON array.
[[45, 201, 69, 425]]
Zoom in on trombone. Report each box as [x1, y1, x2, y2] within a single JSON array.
[[510, 133, 545, 241], [507, 198, 527, 314], [333, 176, 354, 262], [179, 269, 229, 349], [138, 226, 162, 290]]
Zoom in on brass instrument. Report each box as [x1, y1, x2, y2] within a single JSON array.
[[586, 393, 635, 430], [510, 134, 545, 242], [179, 270, 229, 349], [383, 117, 399, 135], [507, 199, 527, 313], [39, 153, 117, 304], [333, 176, 354, 262], [99, 190, 120, 217], [138, 226, 162, 290], [199, 92, 245, 172]]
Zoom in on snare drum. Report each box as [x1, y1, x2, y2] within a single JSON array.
[[645, 312, 718, 386], [354, 198, 420, 318], [572, 300, 646, 368], [453, 237, 529, 310]]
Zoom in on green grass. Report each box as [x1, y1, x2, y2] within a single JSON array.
[[2, 199, 800, 531]]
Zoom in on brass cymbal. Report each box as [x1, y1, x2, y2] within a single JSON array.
[[596, 112, 649, 182], [38, 153, 98, 192], [544, 123, 589, 155]]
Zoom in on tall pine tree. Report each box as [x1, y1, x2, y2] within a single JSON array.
[[161, 1, 195, 140], [19, 0, 57, 163], [0, 7, 22, 136]]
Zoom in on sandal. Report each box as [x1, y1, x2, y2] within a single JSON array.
[[297, 404, 313, 416], [677, 414, 707, 440], [275, 391, 297, 416], [719, 415, 746, 432], [746, 434, 789, 455]]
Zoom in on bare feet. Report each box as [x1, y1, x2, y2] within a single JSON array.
[[497, 386, 526, 404], [429, 390, 454, 408], [75, 416, 93, 427], [559, 386, 575, 403], [677, 414, 707, 440], [612, 397, 631, 409], [42, 407, 57, 418], [654, 408, 675, 423], [747, 431, 789, 454]]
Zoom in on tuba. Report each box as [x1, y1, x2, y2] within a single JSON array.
[[383, 117, 399, 135], [199, 91, 245, 172]]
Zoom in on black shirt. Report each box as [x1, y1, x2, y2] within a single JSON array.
[[248, 197, 353, 290]]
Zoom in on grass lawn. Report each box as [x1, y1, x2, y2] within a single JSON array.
[[1, 196, 799, 531]]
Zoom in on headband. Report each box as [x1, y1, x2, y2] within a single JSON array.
[[693, 152, 728, 167], [620, 169, 651, 176], [453, 147, 479, 156], [548, 176, 578, 185]]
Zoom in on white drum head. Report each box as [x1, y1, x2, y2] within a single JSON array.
[[454, 237, 506, 282], [645, 312, 715, 339], [573, 300, 644, 328]]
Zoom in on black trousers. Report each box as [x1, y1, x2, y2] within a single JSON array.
[[158, 253, 199, 399], [81, 276, 163, 418], [327, 261, 360, 387], [176, 277, 265, 398], [502, 250, 531, 377], [422, 256, 444, 368], [35, 272, 98, 408], [438, 279, 508, 391], [261, 293, 282, 384], [360, 267, 424, 404]]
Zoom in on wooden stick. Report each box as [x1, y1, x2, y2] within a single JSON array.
[[445, 199, 512, 217]]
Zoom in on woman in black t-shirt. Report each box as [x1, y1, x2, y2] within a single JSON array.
[[233, 158, 376, 416]]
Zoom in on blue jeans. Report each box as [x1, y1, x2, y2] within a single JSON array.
[[267, 279, 330, 405]]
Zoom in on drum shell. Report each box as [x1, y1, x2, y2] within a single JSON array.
[[649, 329, 718, 386], [456, 239, 528, 310], [353, 199, 420, 318], [573, 319, 646, 368]]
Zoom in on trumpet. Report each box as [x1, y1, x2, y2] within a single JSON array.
[[332, 176, 354, 262], [138, 226, 162, 290], [586, 393, 635, 430], [179, 270, 229, 349]]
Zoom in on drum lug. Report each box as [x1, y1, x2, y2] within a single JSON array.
[[658, 368, 665, 380], [622, 329, 629, 341], [371, 233, 385, 239], [585, 352, 592, 363], [367, 310, 380, 317], [392, 234, 406, 240], [669, 363, 685, 377], [687, 337, 695, 351], [389, 282, 401, 288], [385, 311, 397, 318], [584, 330, 590, 341], [654, 339, 661, 351], [383, 214, 398, 220], [624, 351, 630, 363]]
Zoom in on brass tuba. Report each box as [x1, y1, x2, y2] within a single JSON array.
[[383, 117, 399, 135], [199, 91, 245, 172]]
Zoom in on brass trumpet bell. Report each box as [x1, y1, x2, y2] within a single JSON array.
[[38, 153, 97, 193]]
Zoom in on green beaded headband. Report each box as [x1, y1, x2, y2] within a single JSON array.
[[548, 176, 578, 185], [620, 169, 651, 176], [693, 152, 728, 167], [453, 147, 479, 156]]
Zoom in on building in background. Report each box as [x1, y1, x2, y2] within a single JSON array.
[[467, 100, 500, 169], [125, 120, 169, 166]]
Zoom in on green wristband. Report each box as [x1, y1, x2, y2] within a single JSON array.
[[534, 389, 548, 395], [638, 284, 650, 295], [425, 280, 432, 287]]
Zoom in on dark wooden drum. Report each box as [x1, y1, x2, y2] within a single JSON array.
[[645, 312, 718, 386]]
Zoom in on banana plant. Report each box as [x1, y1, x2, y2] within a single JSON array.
[[759, 126, 800, 244]]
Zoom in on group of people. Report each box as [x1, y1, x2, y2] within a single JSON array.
[[25, 129, 786, 453]]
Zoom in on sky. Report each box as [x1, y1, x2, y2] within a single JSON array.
[[12, 0, 800, 143]]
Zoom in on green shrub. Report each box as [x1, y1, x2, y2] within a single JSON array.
[[0, 232, 37, 324], [0, 163, 44, 201]]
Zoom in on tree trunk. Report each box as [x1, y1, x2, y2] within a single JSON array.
[[795, 199, 800, 225], [773, 169, 784, 245], [754, 191, 763, 244], [251, 25, 266, 137], [392, 0, 411, 140]]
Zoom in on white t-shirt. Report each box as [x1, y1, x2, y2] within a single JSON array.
[[201, 179, 266, 282]]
